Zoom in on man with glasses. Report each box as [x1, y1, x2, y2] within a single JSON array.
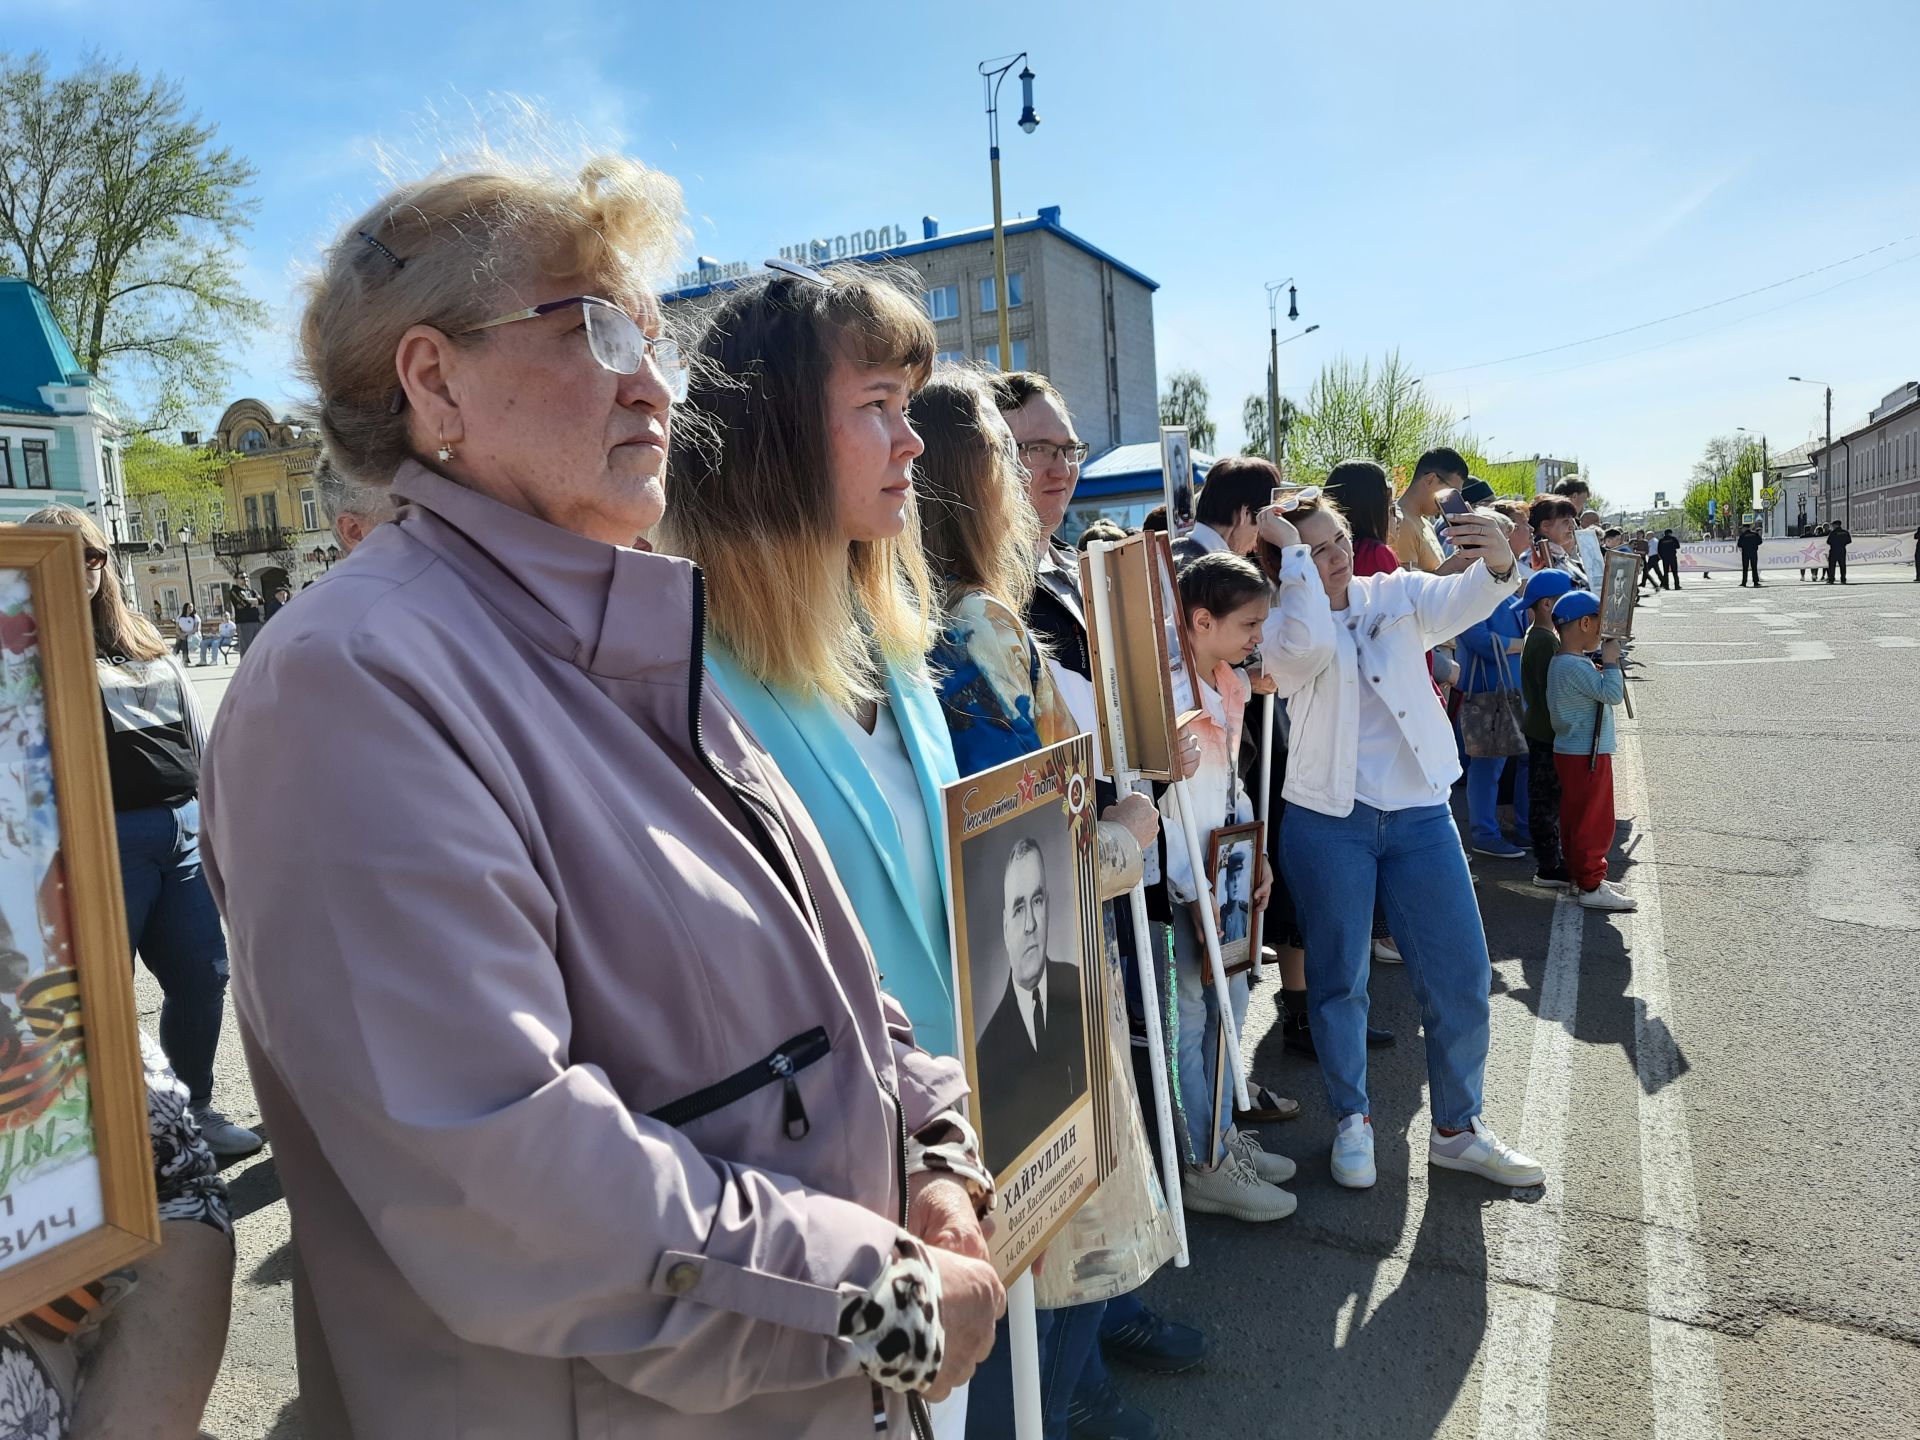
[[990, 370, 1211, 1440]]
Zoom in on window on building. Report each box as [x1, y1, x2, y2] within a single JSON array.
[[244, 495, 260, 530], [0, 440, 11, 488], [935, 349, 966, 366], [301, 488, 318, 531], [263, 493, 280, 531], [925, 285, 960, 322], [981, 339, 1029, 372], [210, 500, 225, 531], [240, 427, 267, 453], [154, 508, 169, 541], [22, 440, 49, 489], [127, 508, 143, 542], [979, 272, 1025, 313]]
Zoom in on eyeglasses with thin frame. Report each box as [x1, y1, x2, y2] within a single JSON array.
[[1016, 440, 1090, 468], [82, 547, 109, 571], [461, 296, 687, 401]]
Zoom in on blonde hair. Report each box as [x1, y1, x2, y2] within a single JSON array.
[[909, 368, 1042, 615], [659, 265, 938, 710], [24, 505, 166, 661], [299, 151, 683, 485]]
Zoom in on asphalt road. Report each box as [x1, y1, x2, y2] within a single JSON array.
[[166, 568, 1920, 1439]]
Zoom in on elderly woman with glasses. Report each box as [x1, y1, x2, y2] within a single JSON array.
[[198, 152, 997, 1440]]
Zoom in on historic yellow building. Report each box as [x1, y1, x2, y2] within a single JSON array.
[[129, 399, 340, 619]]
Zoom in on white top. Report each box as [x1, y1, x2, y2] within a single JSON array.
[[1157, 668, 1251, 903], [176, 614, 200, 637], [1260, 544, 1522, 818], [1343, 613, 1447, 811], [1186, 522, 1231, 556], [833, 698, 942, 955]]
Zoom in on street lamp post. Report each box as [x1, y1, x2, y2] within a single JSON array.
[[1789, 377, 1833, 527], [979, 54, 1038, 369], [176, 525, 197, 614], [1263, 281, 1301, 467]]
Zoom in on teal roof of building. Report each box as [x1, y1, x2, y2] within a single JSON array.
[[0, 277, 88, 415]]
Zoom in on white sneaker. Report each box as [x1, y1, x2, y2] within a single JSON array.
[[1371, 938, 1403, 964], [1182, 1151, 1297, 1222], [1225, 1126, 1297, 1185], [1576, 879, 1637, 912], [1330, 1113, 1376, 1189], [1429, 1117, 1545, 1186]]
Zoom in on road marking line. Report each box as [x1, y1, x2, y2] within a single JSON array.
[[1633, 641, 1764, 647], [1476, 896, 1584, 1440], [1616, 732, 1727, 1440], [1649, 640, 1833, 667], [1870, 635, 1919, 648]]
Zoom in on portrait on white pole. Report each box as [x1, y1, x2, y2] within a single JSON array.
[[946, 734, 1107, 1282]]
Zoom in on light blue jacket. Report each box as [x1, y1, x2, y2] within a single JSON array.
[[707, 649, 962, 1059]]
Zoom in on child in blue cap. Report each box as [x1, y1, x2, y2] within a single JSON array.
[[1546, 591, 1636, 911]]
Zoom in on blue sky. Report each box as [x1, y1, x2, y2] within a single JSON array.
[[11, 0, 1920, 507]]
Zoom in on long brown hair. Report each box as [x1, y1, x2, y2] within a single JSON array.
[[659, 264, 938, 709], [24, 504, 166, 661], [908, 369, 1042, 614]]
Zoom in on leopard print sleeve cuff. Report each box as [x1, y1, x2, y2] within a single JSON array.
[[907, 1109, 996, 1219], [837, 1233, 944, 1394]]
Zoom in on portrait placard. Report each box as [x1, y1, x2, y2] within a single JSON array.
[[1079, 534, 1187, 782], [0, 530, 158, 1325], [1190, 821, 1264, 979], [945, 734, 1107, 1283], [1160, 427, 1195, 538], [1598, 549, 1642, 639]]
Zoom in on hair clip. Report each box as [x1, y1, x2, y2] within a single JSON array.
[[359, 231, 405, 270], [763, 256, 831, 287]]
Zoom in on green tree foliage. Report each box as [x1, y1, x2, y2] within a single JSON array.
[[1283, 352, 1463, 486], [1159, 369, 1217, 453], [122, 434, 229, 558], [0, 51, 262, 426], [1240, 393, 1298, 460], [1683, 434, 1768, 536]]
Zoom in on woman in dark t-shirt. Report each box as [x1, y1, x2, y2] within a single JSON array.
[[25, 507, 261, 1158]]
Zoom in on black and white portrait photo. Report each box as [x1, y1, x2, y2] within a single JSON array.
[[966, 816, 1087, 1175]]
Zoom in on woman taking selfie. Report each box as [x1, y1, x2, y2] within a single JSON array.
[[1255, 473, 1547, 1195], [200, 155, 997, 1439]]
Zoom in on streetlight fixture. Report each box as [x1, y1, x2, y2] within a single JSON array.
[[1788, 376, 1836, 526], [1264, 280, 1306, 466], [979, 53, 1038, 368]]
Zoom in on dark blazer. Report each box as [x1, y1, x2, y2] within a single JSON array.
[[1026, 543, 1091, 681], [974, 959, 1086, 1175]]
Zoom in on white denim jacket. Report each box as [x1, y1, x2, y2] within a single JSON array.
[[1260, 544, 1522, 818]]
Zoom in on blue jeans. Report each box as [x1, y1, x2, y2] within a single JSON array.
[[1168, 918, 1249, 1168], [1465, 753, 1531, 848], [966, 1300, 1106, 1440], [1279, 801, 1490, 1130], [116, 799, 229, 1109]]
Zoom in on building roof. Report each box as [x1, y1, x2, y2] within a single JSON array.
[[661, 206, 1159, 304], [0, 277, 87, 415], [1072, 440, 1215, 499], [1813, 385, 1920, 459]]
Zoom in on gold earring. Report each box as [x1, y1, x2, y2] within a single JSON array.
[[437, 431, 454, 463]]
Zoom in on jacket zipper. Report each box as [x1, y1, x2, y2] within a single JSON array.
[[686, 570, 925, 1438], [647, 1028, 829, 1136]]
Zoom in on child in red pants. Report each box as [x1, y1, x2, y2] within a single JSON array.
[[1544, 591, 1636, 912]]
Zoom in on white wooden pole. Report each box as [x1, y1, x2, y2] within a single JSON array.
[[1255, 692, 1276, 971], [1085, 542, 1188, 1264], [1007, 1271, 1043, 1439]]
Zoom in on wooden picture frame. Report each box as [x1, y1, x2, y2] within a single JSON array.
[[1189, 820, 1265, 979], [945, 735, 1107, 1283], [1598, 548, 1642, 640], [0, 530, 158, 1326], [1080, 533, 1185, 781], [1160, 426, 1195, 538]]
